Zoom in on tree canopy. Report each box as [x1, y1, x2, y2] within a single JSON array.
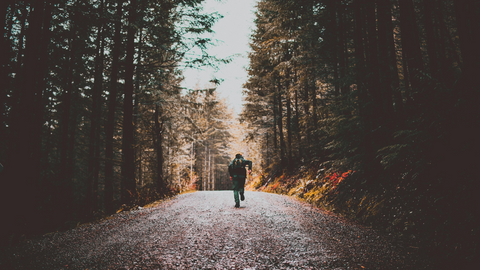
[[0, 0, 234, 244], [242, 0, 479, 267]]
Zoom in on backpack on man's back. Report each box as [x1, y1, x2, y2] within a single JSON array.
[[232, 157, 247, 176]]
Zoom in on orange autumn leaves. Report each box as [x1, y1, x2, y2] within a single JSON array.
[[259, 169, 354, 195], [326, 170, 353, 190]]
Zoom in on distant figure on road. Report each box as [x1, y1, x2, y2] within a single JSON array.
[[228, 153, 252, 208]]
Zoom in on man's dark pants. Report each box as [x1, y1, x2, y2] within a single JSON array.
[[232, 175, 245, 206]]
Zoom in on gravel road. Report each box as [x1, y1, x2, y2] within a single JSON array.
[[1, 191, 429, 269]]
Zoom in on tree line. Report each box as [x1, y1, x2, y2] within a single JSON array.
[[0, 0, 233, 245], [243, 0, 479, 266]]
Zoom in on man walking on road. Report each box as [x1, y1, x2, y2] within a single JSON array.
[[228, 153, 252, 208]]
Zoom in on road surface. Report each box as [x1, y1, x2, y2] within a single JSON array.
[[0, 191, 428, 269]]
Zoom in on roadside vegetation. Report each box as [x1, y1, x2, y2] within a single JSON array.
[[0, 0, 233, 245], [242, 1, 479, 268]]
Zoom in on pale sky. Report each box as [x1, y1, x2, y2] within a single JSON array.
[[181, 0, 259, 115]]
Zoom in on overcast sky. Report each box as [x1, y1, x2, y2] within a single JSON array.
[[181, 0, 259, 115]]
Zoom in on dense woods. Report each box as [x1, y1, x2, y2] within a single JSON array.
[[0, 0, 235, 245], [243, 0, 479, 267], [2, 0, 479, 267]]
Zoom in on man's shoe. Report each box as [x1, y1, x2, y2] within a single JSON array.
[[235, 203, 240, 208], [240, 194, 245, 201]]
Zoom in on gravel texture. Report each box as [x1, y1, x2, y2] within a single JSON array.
[[0, 191, 429, 269]]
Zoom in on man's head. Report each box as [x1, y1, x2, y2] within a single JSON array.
[[235, 153, 242, 159]]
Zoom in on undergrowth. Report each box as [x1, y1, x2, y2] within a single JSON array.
[[251, 162, 478, 269]]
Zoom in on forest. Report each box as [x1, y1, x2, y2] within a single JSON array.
[[242, 0, 479, 268], [1, 0, 479, 268], [0, 0, 237, 246]]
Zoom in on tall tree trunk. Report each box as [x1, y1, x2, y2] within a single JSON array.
[[423, 0, 438, 76], [337, 2, 348, 95], [0, 0, 14, 148], [301, 71, 310, 158], [3, 0, 47, 242], [365, 0, 381, 120], [58, 14, 78, 223], [286, 80, 293, 171], [302, 74, 310, 116], [354, 0, 375, 182], [212, 156, 215, 190], [399, 0, 424, 92], [104, 0, 122, 214], [8, 3, 28, 128], [376, 0, 395, 122], [435, 1, 459, 88], [92, 132, 101, 211], [121, 0, 137, 205], [265, 132, 270, 167], [87, 0, 104, 218], [203, 144, 207, 190], [208, 149, 211, 190], [354, 0, 366, 115], [452, 0, 480, 167], [283, 45, 293, 169], [328, 0, 339, 97], [276, 76, 286, 167], [272, 83, 278, 151], [66, 82, 79, 211], [454, 0, 480, 77], [383, 1, 403, 114], [401, 46, 413, 104], [434, 1, 454, 88], [134, 28, 143, 188], [92, 5, 105, 213], [293, 68, 302, 161], [154, 104, 165, 195], [310, 67, 318, 128], [34, 0, 52, 226]]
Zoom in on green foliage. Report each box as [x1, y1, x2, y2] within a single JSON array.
[[243, 0, 480, 267], [0, 0, 227, 242]]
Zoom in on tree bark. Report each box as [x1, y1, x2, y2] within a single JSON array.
[[454, 0, 480, 76], [34, 1, 52, 224], [58, 8, 78, 221], [337, 2, 348, 95], [399, 0, 424, 92], [383, 1, 403, 114], [328, 0, 339, 97], [276, 76, 286, 167], [354, 0, 366, 115], [3, 0, 47, 241], [435, 1, 458, 88], [293, 67, 302, 161], [434, 1, 452, 87], [286, 77, 293, 171], [354, 0, 375, 182], [121, 0, 137, 205], [0, 0, 14, 146], [154, 104, 166, 195], [423, 0, 438, 76], [365, 0, 381, 119], [272, 82, 278, 151], [310, 67, 317, 127], [376, 0, 395, 120], [87, 0, 104, 218], [105, 0, 122, 214]]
